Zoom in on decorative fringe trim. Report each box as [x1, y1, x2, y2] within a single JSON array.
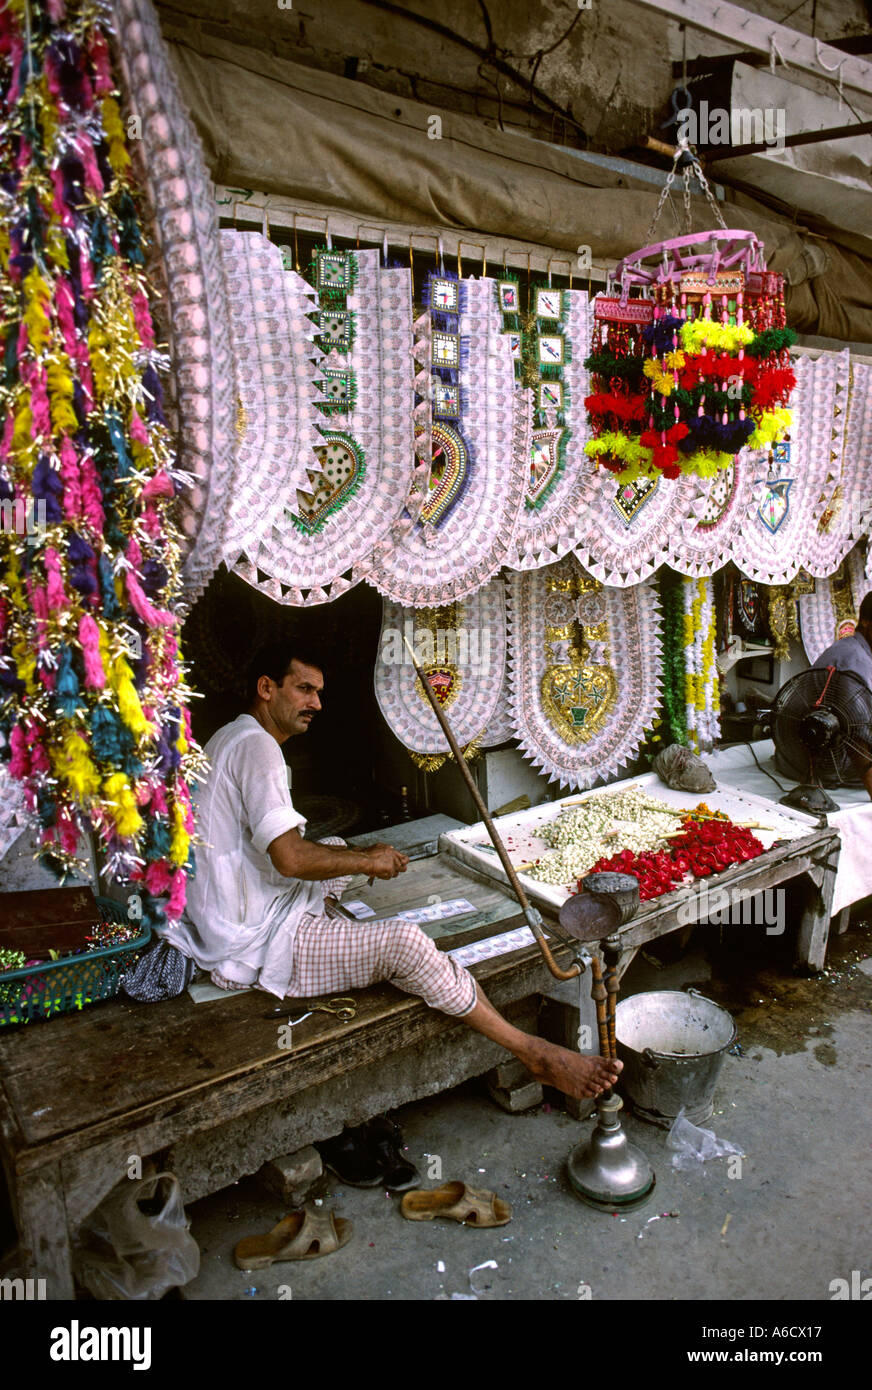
[[307, 246, 359, 304], [291, 433, 367, 536], [409, 735, 482, 771], [525, 425, 570, 512]]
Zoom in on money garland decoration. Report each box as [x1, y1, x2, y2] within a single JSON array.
[[366, 277, 525, 606], [798, 543, 868, 664], [843, 363, 872, 547], [233, 250, 416, 605], [666, 455, 757, 578], [218, 230, 325, 568], [508, 290, 598, 571], [733, 351, 848, 585], [682, 577, 721, 753], [373, 579, 507, 771], [506, 558, 663, 790], [799, 353, 859, 577], [0, 0, 204, 927], [524, 283, 571, 511], [418, 268, 471, 530], [494, 274, 573, 512], [111, 0, 236, 604], [294, 247, 363, 534]]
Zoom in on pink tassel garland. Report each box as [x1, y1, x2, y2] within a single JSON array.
[[79, 613, 106, 688], [43, 547, 69, 611], [166, 869, 187, 919], [80, 452, 105, 531], [59, 436, 83, 520]]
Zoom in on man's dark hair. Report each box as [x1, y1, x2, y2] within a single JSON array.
[[245, 642, 325, 705], [859, 592, 872, 625]]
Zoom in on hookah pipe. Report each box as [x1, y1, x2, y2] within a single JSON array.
[[560, 873, 656, 1210], [404, 635, 654, 1206], [402, 635, 582, 981]]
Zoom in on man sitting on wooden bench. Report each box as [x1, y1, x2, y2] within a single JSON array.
[[165, 643, 620, 1102]]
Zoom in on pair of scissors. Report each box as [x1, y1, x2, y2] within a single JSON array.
[[263, 997, 357, 1025]]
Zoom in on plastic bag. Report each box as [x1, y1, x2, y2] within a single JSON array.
[[666, 1107, 745, 1171], [653, 743, 717, 793], [73, 1167, 200, 1300]]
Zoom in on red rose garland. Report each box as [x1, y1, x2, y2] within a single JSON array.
[[582, 814, 766, 901]]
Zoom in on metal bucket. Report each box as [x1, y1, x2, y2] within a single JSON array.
[[615, 988, 737, 1128]]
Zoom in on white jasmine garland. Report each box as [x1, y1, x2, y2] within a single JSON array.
[[527, 789, 682, 887]]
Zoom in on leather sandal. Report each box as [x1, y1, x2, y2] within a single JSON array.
[[400, 1181, 512, 1228], [316, 1126, 385, 1187], [363, 1117, 421, 1192], [233, 1204, 353, 1269]]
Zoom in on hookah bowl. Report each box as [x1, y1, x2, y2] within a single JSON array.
[[559, 872, 656, 1211]]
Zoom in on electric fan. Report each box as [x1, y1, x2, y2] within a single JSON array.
[[768, 668, 872, 815]]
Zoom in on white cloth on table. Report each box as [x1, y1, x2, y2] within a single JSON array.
[[163, 714, 330, 996], [707, 740, 872, 915]]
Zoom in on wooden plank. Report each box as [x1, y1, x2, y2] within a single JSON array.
[[59, 996, 547, 1224], [629, 0, 872, 100], [12, 1161, 74, 1299], [2, 939, 566, 1171], [0, 871, 522, 1141]]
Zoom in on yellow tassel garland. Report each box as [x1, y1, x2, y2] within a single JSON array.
[[103, 773, 144, 837]]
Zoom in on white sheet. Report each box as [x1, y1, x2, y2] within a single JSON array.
[[707, 740, 872, 915]]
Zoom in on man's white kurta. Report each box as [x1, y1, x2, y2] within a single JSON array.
[[164, 714, 327, 995]]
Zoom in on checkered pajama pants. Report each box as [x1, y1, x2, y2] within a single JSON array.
[[283, 911, 478, 1017], [213, 837, 478, 1017]]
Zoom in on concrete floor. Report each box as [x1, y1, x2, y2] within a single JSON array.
[[181, 917, 872, 1301]]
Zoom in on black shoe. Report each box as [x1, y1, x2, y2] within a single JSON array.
[[363, 1117, 421, 1192], [316, 1126, 385, 1187]]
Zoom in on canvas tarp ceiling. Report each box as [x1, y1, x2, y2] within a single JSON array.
[[163, 31, 872, 344]]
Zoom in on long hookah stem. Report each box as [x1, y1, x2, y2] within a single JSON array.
[[589, 956, 610, 1058]]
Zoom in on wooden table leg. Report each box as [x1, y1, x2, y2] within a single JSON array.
[[833, 905, 851, 936], [797, 848, 839, 973], [13, 1162, 75, 1300]]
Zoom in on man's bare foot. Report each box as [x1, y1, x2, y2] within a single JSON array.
[[521, 1037, 623, 1101]]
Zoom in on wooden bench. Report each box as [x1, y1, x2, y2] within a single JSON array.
[[0, 824, 841, 1299]]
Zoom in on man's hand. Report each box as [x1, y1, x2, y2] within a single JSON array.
[[362, 843, 409, 880]]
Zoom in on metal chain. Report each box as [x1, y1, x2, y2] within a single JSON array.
[[645, 137, 728, 242], [644, 154, 682, 244], [685, 142, 728, 230]]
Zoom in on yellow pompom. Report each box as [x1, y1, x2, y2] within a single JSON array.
[[11, 400, 34, 453], [642, 359, 674, 396], [88, 321, 114, 400], [13, 643, 38, 694], [680, 320, 754, 354], [747, 408, 792, 449], [47, 358, 77, 436]]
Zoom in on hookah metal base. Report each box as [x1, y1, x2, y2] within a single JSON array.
[[566, 1092, 656, 1212]]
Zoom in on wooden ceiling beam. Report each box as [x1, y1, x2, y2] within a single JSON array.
[[630, 0, 872, 98]]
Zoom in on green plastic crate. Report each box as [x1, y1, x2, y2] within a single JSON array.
[[0, 897, 151, 1027]]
